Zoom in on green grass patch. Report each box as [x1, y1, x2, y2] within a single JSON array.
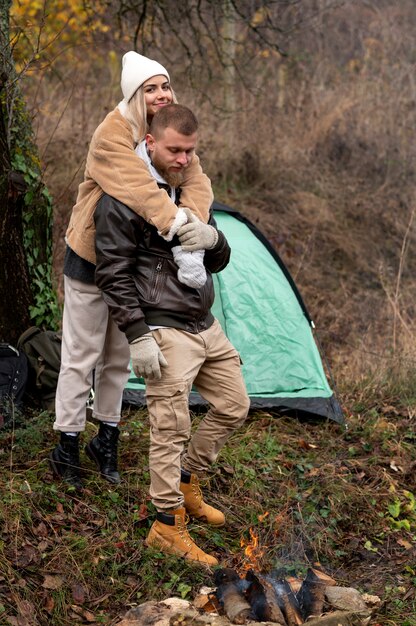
[[0, 399, 415, 624]]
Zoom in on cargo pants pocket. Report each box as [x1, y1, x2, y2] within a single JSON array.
[[146, 381, 191, 438]]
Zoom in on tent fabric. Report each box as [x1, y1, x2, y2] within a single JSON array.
[[123, 201, 344, 424]]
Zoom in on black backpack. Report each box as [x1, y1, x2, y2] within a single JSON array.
[[0, 343, 29, 426], [17, 326, 62, 411]]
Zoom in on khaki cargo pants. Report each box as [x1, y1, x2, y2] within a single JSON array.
[[146, 319, 250, 511]]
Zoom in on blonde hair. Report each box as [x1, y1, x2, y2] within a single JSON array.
[[123, 83, 178, 144]]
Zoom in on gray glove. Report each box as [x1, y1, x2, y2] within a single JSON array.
[[172, 246, 207, 289], [129, 333, 168, 380], [177, 208, 218, 252]]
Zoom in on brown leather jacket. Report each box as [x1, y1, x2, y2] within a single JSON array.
[[94, 194, 230, 343]]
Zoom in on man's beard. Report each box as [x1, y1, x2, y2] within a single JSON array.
[[152, 154, 185, 188], [160, 167, 185, 188]]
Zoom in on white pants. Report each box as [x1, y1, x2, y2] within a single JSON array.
[[54, 276, 131, 432]]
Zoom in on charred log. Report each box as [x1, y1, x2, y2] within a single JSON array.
[[270, 578, 304, 626], [285, 575, 303, 594], [311, 562, 337, 587], [298, 568, 327, 619], [245, 570, 286, 624], [214, 568, 251, 625]]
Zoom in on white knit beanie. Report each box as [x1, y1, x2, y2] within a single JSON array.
[[121, 51, 170, 103]]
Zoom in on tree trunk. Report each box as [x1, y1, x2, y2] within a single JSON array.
[[221, 0, 237, 113], [0, 0, 57, 344]]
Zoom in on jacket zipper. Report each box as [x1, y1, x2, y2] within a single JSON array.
[[149, 259, 164, 301], [198, 281, 210, 323]]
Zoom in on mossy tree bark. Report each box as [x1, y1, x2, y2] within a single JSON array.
[[0, 0, 57, 344]]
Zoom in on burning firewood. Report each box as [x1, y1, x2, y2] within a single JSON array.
[[245, 570, 286, 624], [214, 568, 251, 625], [270, 578, 304, 626]]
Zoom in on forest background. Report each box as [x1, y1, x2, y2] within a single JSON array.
[[1, 1, 416, 625], [9, 0, 416, 387]]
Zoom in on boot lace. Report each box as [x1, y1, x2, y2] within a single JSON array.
[[105, 441, 118, 467], [99, 429, 118, 469], [191, 481, 203, 506], [177, 513, 194, 549]]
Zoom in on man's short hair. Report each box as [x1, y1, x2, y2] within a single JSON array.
[[150, 104, 198, 137]]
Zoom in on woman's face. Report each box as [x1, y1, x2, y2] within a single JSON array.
[[143, 75, 173, 119]]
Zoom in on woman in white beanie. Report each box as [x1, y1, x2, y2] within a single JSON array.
[[50, 51, 213, 492], [66, 50, 212, 261]]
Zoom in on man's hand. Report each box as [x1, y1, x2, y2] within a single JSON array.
[[129, 333, 168, 380], [177, 208, 218, 252]]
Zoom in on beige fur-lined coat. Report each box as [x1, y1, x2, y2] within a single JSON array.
[[66, 106, 213, 264]]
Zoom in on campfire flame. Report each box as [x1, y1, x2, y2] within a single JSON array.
[[240, 527, 265, 572]]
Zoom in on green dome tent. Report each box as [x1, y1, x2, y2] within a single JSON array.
[[123, 201, 344, 424]]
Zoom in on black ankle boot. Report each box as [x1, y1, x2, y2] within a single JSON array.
[[85, 423, 120, 484], [49, 433, 83, 491]]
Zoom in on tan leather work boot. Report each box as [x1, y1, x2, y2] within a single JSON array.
[[146, 507, 218, 566], [180, 470, 225, 527]]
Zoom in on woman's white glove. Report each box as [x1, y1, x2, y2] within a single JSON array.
[[177, 208, 218, 252], [172, 246, 207, 288], [129, 333, 168, 380]]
